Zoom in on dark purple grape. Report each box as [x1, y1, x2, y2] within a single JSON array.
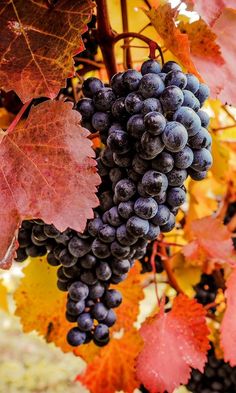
[[67, 327, 86, 346]]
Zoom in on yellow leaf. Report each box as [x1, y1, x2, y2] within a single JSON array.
[[171, 252, 202, 297], [0, 280, 8, 312], [211, 134, 230, 182]]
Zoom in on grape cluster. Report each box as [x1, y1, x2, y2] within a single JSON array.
[[16, 58, 212, 348], [138, 240, 164, 274], [194, 273, 218, 306], [187, 348, 236, 392]]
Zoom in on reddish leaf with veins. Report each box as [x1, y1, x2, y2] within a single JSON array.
[[136, 294, 209, 393], [0, 100, 100, 268], [221, 269, 236, 366], [0, 0, 94, 102], [189, 0, 235, 26]]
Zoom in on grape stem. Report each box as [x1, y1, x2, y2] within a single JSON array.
[[159, 243, 185, 294], [150, 240, 161, 305], [114, 32, 164, 64], [7, 99, 32, 134]]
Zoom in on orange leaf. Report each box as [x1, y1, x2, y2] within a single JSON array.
[[136, 295, 209, 393], [0, 0, 94, 102], [111, 262, 144, 332], [77, 329, 143, 393], [221, 268, 236, 365], [145, 4, 200, 77], [0, 100, 100, 268], [183, 216, 235, 270]]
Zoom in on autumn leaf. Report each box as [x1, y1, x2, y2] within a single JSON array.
[[136, 294, 209, 393], [188, 0, 235, 26], [0, 100, 100, 268], [77, 329, 143, 393], [0, 0, 94, 102], [145, 4, 200, 77], [171, 252, 202, 297], [221, 268, 236, 365], [0, 279, 8, 312], [14, 256, 72, 351], [183, 216, 235, 270], [111, 262, 144, 332]]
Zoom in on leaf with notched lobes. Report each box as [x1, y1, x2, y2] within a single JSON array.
[[136, 295, 209, 393], [0, 0, 94, 102], [188, 0, 235, 26], [145, 4, 200, 78], [221, 269, 236, 366], [77, 329, 143, 393], [0, 100, 100, 268]]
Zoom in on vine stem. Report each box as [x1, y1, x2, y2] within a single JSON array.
[[160, 243, 184, 294], [150, 240, 161, 306], [95, 0, 117, 79], [7, 99, 32, 134]]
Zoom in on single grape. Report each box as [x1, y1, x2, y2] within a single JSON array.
[[144, 222, 160, 241], [110, 72, 127, 96], [98, 224, 116, 243], [174, 146, 194, 169], [68, 236, 91, 258], [15, 247, 28, 262], [151, 151, 174, 173], [160, 86, 184, 113], [18, 228, 31, 248], [127, 114, 145, 139], [139, 73, 165, 98], [81, 270, 98, 285], [166, 187, 186, 207], [109, 167, 124, 185], [76, 98, 95, 119], [160, 212, 176, 232], [110, 241, 130, 259], [195, 83, 210, 105], [191, 148, 213, 171], [151, 204, 170, 226], [87, 218, 103, 237], [161, 61, 181, 73], [111, 259, 130, 275], [141, 59, 161, 75], [144, 111, 166, 135], [107, 130, 130, 154], [140, 132, 164, 159], [82, 77, 104, 98], [92, 112, 110, 132], [167, 168, 188, 186], [116, 224, 137, 246], [93, 87, 116, 111], [173, 106, 201, 137], [96, 262, 112, 281], [183, 90, 200, 111], [80, 254, 96, 269], [197, 110, 210, 128], [43, 224, 60, 238], [107, 206, 123, 227], [114, 178, 136, 202], [124, 92, 143, 114], [89, 282, 105, 299], [141, 98, 163, 115], [63, 264, 81, 279], [93, 324, 110, 344], [113, 152, 132, 168], [59, 249, 78, 267], [99, 191, 114, 212], [118, 201, 134, 219], [188, 127, 212, 149], [111, 97, 128, 120], [91, 302, 109, 321], [142, 170, 168, 195], [122, 69, 142, 91], [67, 327, 86, 346], [126, 216, 149, 237], [103, 289, 122, 308], [68, 281, 89, 301], [188, 168, 207, 181], [92, 238, 111, 259], [165, 70, 187, 89], [162, 121, 188, 152], [77, 313, 94, 331], [102, 309, 116, 327], [185, 73, 200, 94], [66, 299, 85, 315], [132, 155, 149, 175], [134, 197, 158, 219]]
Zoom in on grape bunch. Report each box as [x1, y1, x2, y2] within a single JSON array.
[[187, 348, 236, 392], [194, 273, 218, 306], [15, 58, 212, 348]]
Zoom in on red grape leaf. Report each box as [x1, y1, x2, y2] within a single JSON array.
[[183, 216, 236, 271], [0, 0, 94, 102], [221, 268, 236, 365], [145, 3, 200, 78], [188, 0, 235, 26], [0, 100, 100, 268], [77, 329, 143, 393], [136, 294, 209, 393]]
